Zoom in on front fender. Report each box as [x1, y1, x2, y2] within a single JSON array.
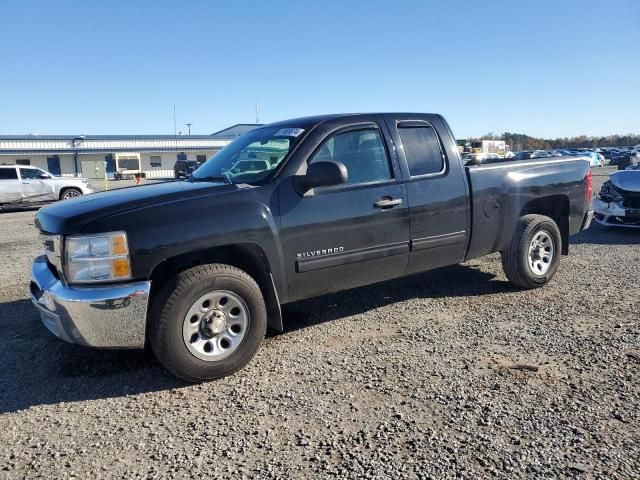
[[80, 185, 288, 301]]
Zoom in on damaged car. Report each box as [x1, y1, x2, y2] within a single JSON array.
[[0, 165, 93, 209], [593, 170, 640, 228]]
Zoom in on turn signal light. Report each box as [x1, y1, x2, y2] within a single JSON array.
[[112, 258, 131, 278]]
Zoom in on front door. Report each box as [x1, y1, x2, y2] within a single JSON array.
[[18, 168, 55, 202], [279, 122, 410, 302], [47, 157, 61, 176], [384, 115, 470, 274]]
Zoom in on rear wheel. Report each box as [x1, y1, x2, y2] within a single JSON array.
[[149, 264, 267, 382], [60, 188, 82, 200], [501, 214, 561, 289]]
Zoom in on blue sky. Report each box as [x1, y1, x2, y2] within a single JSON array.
[[0, 0, 638, 138]]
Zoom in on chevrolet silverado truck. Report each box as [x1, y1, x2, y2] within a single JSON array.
[[30, 113, 594, 381]]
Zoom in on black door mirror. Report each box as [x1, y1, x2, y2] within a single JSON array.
[[296, 161, 348, 193]]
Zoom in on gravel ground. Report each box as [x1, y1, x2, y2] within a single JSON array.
[[1, 168, 638, 479]]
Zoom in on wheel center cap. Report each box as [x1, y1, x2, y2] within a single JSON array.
[[201, 310, 227, 337]]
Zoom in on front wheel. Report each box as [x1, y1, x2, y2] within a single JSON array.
[[60, 188, 82, 200], [501, 214, 562, 289], [149, 264, 267, 382]]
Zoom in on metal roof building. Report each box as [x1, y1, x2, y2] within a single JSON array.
[[0, 124, 262, 179], [210, 124, 264, 138]]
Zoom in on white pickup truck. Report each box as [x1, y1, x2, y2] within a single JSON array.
[[0, 165, 93, 208]]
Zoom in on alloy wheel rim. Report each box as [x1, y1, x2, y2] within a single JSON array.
[[63, 190, 80, 199], [528, 230, 554, 275], [182, 290, 249, 361]]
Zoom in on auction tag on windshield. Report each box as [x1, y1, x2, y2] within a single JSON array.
[[275, 128, 305, 137]]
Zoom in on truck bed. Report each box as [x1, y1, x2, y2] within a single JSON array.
[[464, 156, 591, 261]]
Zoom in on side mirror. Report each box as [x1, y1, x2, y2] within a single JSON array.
[[296, 161, 348, 193]]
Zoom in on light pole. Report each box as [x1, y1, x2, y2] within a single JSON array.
[[185, 123, 193, 136]]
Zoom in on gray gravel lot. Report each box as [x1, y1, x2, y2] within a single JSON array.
[[1, 169, 639, 479]]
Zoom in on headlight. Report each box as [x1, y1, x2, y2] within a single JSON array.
[[65, 231, 131, 283]]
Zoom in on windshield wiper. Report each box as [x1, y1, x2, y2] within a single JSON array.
[[191, 174, 231, 184]]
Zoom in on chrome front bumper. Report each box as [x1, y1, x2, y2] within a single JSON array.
[[30, 255, 151, 348]]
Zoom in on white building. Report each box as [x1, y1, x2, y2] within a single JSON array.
[[0, 124, 260, 179]]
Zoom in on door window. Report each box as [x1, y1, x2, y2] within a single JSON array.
[[309, 128, 392, 185], [398, 125, 445, 176], [20, 168, 44, 180], [0, 168, 18, 180]]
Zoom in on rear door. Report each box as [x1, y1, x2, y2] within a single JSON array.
[[0, 167, 23, 204], [279, 119, 410, 301], [384, 115, 470, 274]]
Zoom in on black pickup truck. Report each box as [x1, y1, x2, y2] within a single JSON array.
[[30, 113, 594, 381]]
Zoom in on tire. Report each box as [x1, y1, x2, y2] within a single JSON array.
[[60, 188, 82, 200], [501, 214, 562, 289], [149, 264, 267, 382]]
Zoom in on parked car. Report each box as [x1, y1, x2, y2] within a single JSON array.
[[30, 113, 594, 381], [174, 159, 202, 179], [0, 165, 93, 208], [531, 150, 552, 158], [583, 151, 605, 167], [552, 150, 577, 157], [593, 169, 640, 228], [601, 148, 621, 160], [512, 151, 533, 160], [512, 150, 552, 160], [462, 152, 502, 165]]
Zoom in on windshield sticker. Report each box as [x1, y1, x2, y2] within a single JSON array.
[[275, 128, 305, 138]]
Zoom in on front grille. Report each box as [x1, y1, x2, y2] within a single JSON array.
[[622, 198, 640, 209], [40, 233, 63, 275]]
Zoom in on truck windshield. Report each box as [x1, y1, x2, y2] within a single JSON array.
[[191, 126, 304, 185]]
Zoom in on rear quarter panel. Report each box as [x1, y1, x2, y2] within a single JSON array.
[[465, 157, 590, 260]]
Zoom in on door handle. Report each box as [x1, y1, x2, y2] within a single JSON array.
[[374, 197, 403, 209]]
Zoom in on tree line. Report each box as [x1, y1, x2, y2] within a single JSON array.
[[468, 132, 640, 151]]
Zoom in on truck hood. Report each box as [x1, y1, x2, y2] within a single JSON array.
[[36, 180, 235, 234]]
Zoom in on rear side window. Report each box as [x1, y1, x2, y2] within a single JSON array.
[[398, 125, 445, 176], [0, 168, 18, 180]]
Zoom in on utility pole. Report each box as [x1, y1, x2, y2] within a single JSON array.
[[185, 123, 193, 135], [173, 104, 177, 137], [255, 102, 260, 124]]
